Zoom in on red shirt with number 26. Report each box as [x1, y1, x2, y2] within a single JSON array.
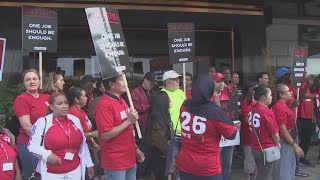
[[177, 105, 236, 176], [249, 103, 279, 151]]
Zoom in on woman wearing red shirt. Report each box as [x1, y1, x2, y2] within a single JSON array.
[[42, 71, 65, 94], [0, 128, 21, 180], [240, 82, 257, 180], [28, 92, 94, 179], [67, 87, 101, 178], [249, 85, 280, 180], [13, 69, 49, 179], [272, 84, 304, 180], [177, 75, 237, 180]]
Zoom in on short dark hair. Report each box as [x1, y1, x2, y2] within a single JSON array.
[[256, 72, 268, 82], [253, 85, 270, 101], [231, 71, 239, 76], [67, 87, 83, 106], [186, 72, 193, 79], [102, 76, 118, 91]]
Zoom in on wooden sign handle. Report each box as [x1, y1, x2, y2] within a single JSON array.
[[122, 74, 142, 139]]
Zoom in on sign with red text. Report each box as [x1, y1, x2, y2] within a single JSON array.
[[168, 22, 195, 64], [150, 58, 173, 88], [220, 99, 239, 121], [0, 38, 6, 81], [22, 6, 57, 52], [291, 45, 308, 88], [85, 8, 130, 79]]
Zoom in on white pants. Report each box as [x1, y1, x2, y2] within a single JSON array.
[[46, 165, 81, 180]]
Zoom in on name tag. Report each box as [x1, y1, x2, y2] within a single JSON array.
[[120, 111, 128, 120], [3, 162, 13, 171], [64, 152, 74, 160]]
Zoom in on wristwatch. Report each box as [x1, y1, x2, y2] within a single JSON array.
[[291, 140, 296, 146]]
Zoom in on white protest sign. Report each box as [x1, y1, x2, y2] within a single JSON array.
[[220, 120, 240, 147]]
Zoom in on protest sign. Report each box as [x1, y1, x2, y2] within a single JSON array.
[[150, 58, 172, 88], [85, 7, 130, 79], [291, 45, 308, 88], [220, 99, 239, 121], [0, 38, 6, 81], [220, 120, 240, 147], [86, 7, 141, 138], [22, 6, 57, 52], [168, 23, 195, 64]]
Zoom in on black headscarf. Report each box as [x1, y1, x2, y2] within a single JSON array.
[[183, 74, 234, 125]]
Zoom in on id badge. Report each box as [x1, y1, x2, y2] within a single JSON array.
[[64, 152, 74, 160], [2, 162, 13, 171]]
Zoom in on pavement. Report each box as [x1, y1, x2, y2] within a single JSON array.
[[231, 146, 320, 180]]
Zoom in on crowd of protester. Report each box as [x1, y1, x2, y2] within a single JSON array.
[[1, 65, 320, 180]]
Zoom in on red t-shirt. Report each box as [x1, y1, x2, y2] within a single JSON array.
[[0, 132, 18, 180], [13, 93, 50, 144], [94, 94, 136, 170], [240, 97, 257, 145], [44, 118, 83, 174], [211, 93, 230, 102], [186, 89, 192, 100], [272, 100, 296, 136], [177, 105, 236, 176], [68, 106, 92, 133], [249, 103, 279, 151], [298, 82, 313, 119]]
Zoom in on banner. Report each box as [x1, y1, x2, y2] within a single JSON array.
[[168, 23, 195, 64], [291, 45, 308, 88], [220, 120, 240, 147], [85, 8, 130, 79], [22, 6, 57, 52], [220, 99, 239, 121], [0, 38, 6, 81]]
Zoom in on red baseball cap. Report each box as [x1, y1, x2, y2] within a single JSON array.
[[212, 73, 225, 81]]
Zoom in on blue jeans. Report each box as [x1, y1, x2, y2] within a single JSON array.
[[220, 146, 233, 180], [17, 143, 37, 180], [104, 165, 137, 180], [273, 139, 296, 180]]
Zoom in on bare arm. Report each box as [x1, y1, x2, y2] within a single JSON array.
[[15, 159, 21, 180], [101, 110, 138, 142], [84, 130, 98, 139], [17, 115, 33, 136], [279, 125, 294, 144], [101, 121, 131, 142], [271, 133, 280, 147]]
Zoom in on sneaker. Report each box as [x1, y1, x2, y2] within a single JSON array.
[[299, 158, 316, 168], [295, 170, 309, 177]]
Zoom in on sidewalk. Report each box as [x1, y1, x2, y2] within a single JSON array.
[[231, 146, 320, 180]]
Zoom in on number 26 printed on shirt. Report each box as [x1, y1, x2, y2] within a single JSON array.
[[248, 112, 261, 128], [181, 112, 207, 134]]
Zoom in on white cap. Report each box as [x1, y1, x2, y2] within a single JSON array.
[[162, 70, 182, 81]]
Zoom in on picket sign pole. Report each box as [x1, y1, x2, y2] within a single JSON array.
[[39, 51, 43, 89], [122, 73, 142, 139], [183, 63, 186, 93], [295, 88, 300, 124]]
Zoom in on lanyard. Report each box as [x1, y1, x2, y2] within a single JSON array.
[[0, 141, 8, 160], [55, 118, 71, 147]]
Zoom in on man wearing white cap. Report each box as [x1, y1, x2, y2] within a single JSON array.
[[162, 70, 186, 135]]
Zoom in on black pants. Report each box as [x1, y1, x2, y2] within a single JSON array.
[[299, 118, 314, 157], [180, 171, 223, 180], [149, 147, 167, 180]]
